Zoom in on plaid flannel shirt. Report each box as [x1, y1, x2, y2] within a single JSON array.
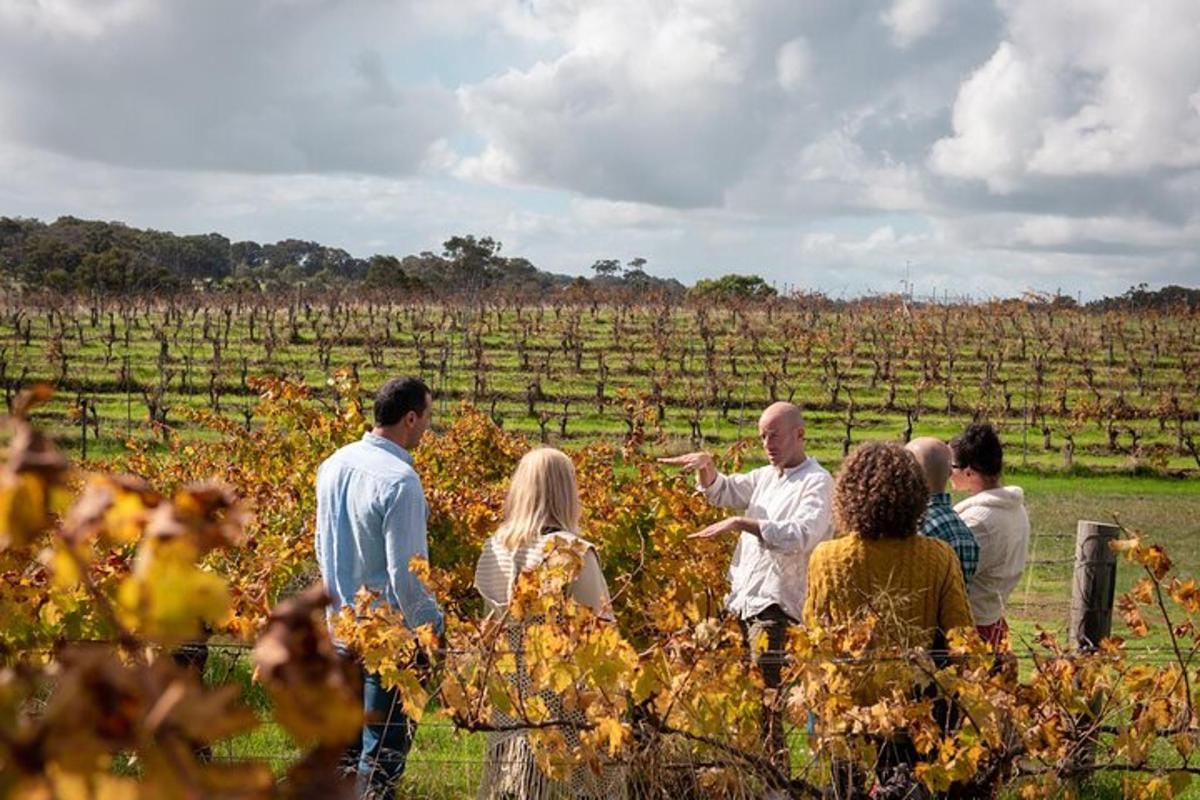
[[921, 493, 979, 588]]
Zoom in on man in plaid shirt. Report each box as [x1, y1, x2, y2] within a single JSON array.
[[907, 437, 979, 586]]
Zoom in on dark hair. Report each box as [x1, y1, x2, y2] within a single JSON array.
[[950, 422, 1003, 477], [373, 377, 431, 426], [833, 442, 928, 541]]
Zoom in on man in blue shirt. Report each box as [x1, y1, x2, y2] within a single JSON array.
[[316, 376, 442, 799], [906, 437, 979, 587]]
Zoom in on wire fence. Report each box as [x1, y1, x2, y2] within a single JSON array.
[[13, 624, 1200, 799]]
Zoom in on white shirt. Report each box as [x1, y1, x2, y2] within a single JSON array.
[[955, 486, 1030, 626], [703, 458, 834, 621]]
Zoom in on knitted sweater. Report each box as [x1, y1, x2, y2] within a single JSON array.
[[803, 534, 973, 649]]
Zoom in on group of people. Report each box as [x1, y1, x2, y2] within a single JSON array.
[[315, 378, 1031, 798]]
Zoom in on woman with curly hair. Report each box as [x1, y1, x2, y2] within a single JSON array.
[[804, 440, 973, 651], [805, 442, 975, 796]]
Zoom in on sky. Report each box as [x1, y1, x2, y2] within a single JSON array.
[[0, 0, 1198, 300]]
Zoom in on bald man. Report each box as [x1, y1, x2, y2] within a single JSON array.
[[905, 437, 979, 588], [660, 402, 833, 769]]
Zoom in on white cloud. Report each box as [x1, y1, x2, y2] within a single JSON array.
[[928, 42, 1057, 192], [457, 0, 768, 206], [776, 37, 813, 93], [931, 0, 1200, 190], [881, 0, 944, 48], [0, 0, 1197, 297], [0, 1, 461, 175], [0, 0, 154, 41]]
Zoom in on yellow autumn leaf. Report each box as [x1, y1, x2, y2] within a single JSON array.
[[268, 679, 363, 747], [593, 715, 627, 755], [1110, 536, 1142, 553], [0, 473, 51, 551], [547, 662, 574, 694], [116, 561, 229, 642], [524, 695, 550, 724], [105, 491, 150, 545], [438, 675, 467, 717], [631, 662, 665, 704], [389, 669, 428, 723], [47, 542, 82, 589], [486, 679, 513, 717]]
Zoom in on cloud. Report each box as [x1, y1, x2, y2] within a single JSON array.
[[931, 0, 1200, 189], [458, 0, 1003, 211], [775, 37, 813, 93], [0, 0, 1197, 297], [0, 0, 460, 175], [928, 42, 1056, 193], [458, 0, 770, 207], [881, 0, 945, 48]]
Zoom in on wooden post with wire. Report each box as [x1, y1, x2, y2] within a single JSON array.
[[1067, 520, 1119, 788], [1069, 520, 1119, 650]]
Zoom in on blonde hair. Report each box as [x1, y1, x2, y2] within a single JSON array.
[[495, 448, 582, 550]]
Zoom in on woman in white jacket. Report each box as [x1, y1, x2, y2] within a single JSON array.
[[949, 423, 1030, 650]]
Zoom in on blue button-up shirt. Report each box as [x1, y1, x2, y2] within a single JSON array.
[[315, 432, 443, 632]]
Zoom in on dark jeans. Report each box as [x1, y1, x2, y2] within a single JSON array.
[[740, 604, 794, 773], [336, 647, 416, 800]]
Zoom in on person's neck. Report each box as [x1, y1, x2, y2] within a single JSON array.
[[775, 452, 807, 473], [373, 426, 411, 450], [969, 476, 1001, 494]]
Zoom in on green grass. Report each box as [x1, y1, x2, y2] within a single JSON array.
[[1006, 473, 1200, 653]]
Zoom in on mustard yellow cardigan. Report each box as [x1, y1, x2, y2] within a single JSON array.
[[803, 533, 973, 648]]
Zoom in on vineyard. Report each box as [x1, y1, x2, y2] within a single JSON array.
[[1, 290, 1198, 472], [3, 289, 1200, 798]]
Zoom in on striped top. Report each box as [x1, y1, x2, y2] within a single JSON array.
[[473, 530, 624, 800], [474, 530, 613, 620]]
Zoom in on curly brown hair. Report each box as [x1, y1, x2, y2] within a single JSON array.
[[833, 441, 928, 540]]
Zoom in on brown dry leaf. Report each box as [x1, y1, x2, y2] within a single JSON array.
[[10, 382, 55, 420], [281, 745, 356, 800], [60, 475, 160, 546], [144, 481, 248, 556], [253, 584, 363, 747], [40, 647, 146, 772], [144, 674, 258, 745], [141, 741, 274, 800], [6, 423, 70, 482]]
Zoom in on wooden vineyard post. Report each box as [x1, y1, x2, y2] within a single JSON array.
[[1069, 520, 1119, 650], [1067, 520, 1119, 787], [78, 395, 88, 461]]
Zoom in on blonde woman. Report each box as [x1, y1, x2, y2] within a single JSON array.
[[474, 447, 621, 800]]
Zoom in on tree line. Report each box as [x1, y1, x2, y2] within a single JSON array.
[[0, 216, 690, 296], [1, 215, 1196, 307]]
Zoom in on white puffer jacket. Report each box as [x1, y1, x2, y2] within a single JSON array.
[[955, 487, 1030, 626]]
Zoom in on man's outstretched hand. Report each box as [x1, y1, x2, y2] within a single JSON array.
[[657, 451, 717, 488], [659, 454, 759, 541], [687, 516, 759, 540]]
